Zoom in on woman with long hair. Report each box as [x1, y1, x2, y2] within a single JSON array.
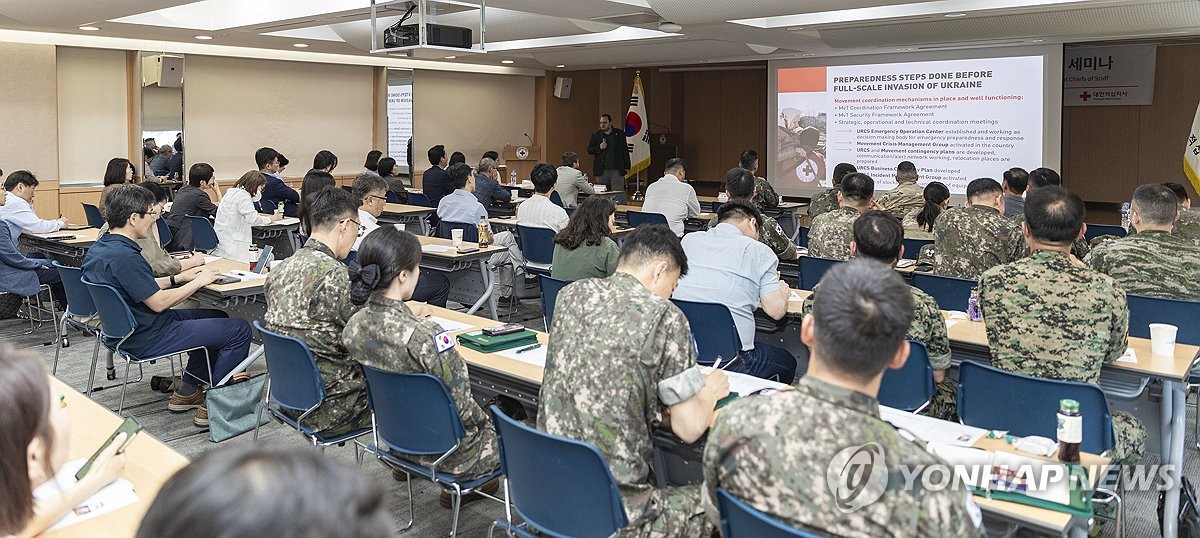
[[103, 158, 135, 186], [903, 181, 950, 234], [551, 196, 619, 281], [299, 170, 337, 235], [212, 171, 281, 260]]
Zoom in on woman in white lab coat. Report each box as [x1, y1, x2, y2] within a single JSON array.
[[212, 171, 281, 260]]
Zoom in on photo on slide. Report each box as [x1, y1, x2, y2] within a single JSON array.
[[777, 67, 829, 190]]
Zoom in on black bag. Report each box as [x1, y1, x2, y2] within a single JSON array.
[[1158, 476, 1200, 538], [0, 293, 23, 319]]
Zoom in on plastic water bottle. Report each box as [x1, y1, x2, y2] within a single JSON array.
[[509, 171, 517, 185], [1120, 201, 1131, 232], [967, 287, 982, 322]]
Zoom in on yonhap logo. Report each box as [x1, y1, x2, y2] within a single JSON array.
[[827, 443, 888, 512]]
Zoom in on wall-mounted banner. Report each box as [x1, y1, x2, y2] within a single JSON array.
[[1063, 44, 1156, 106]]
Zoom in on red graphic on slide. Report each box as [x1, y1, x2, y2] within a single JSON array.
[[625, 112, 642, 137], [1079, 91, 1090, 101]]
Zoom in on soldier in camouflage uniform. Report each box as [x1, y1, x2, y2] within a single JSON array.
[[715, 167, 797, 260], [807, 163, 857, 222], [1085, 184, 1200, 301], [979, 186, 1144, 465], [264, 188, 367, 437], [538, 225, 729, 537], [1161, 182, 1200, 244], [931, 178, 1016, 280], [877, 161, 925, 219], [737, 149, 780, 210], [343, 226, 499, 490], [1007, 167, 1091, 260], [807, 172, 873, 260], [801, 212, 957, 420], [705, 259, 985, 536]]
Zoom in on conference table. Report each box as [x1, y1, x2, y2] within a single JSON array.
[[614, 205, 715, 234], [20, 227, 102, 263], [697, 197, 808, 242], [784, 289, 1199, 538], [378, 203, 435, 235], [487, 217, 637, 240], [44, 376, 188, 538]]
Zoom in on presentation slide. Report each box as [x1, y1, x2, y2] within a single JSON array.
[[774, 55, 1045, 196]]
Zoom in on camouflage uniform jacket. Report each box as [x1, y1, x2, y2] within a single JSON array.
[[978, 250, 1127, 384], [754, 176, 781, 210], [1175, 208, 1200, 244], [932, 205, 1016, 280], [878, 182, 924, 219], [901, 207, 937, 240], [707, 200, 797, 260], [264, 238, 365, 434], [1008, 213, 1090, 261], [538, 272, 708, 532], [343, 295, 498, 478], [807, 206, 859, 260], [801, 284, 951, 370], [702, 376, 985, 537], [1083, 230, 1200, 301], [807, 188, 839, 221]]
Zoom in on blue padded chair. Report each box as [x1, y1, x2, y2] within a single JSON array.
[[408, 192, 433, 208], [1084, 223, 1127, 243], [672, 299, 741, 367], [435, 220, 480, 243], [910, 272, 976, 312], [50, 262, 101, 379], [565, 206, 576, 217], [798, 226, 809, 249], [717, 488, 822, 538], [516, 225, 555, 276], [1126, 294, 1200, 447], [186, 215, 219, 252], [386, 189, 403, 204], [798, 256, 841, 291], [83, 280, 207, 414], [82, 203, 105, 228], [626, 210, 668, 228], [342, 249, 357, 267], [488, 405, 628, 538], [878, 340, 935, 413], [341, 185, 354, 193], [360, 367, 502, 537], [539, 275, 569, 329], [902, 238, 933, 260], [155, 218, 173, 248], [549, 191, 565, 208], [251, 321, 371, 449]]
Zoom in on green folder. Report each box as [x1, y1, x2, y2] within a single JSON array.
[[457, 329, 539, 353]]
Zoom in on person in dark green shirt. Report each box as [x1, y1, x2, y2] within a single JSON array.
[[551, 196, 620, 281]]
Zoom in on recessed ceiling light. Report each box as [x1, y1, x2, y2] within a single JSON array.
[[444, 55, 457, 59], [896, 47, 914, 51], [78, 25, 100, 31], [786, 26, 805, 31], [293, 43, 309, 48], [194, 35, 213, 40], [944, 12, 966, 17], [802, 53, 815, 57], [501, 59, 514, 64], [555, 64, 565, 68], [1032, 39, 1044, 43]]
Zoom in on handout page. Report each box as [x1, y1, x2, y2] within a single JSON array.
[[880, 406, 987, 447]]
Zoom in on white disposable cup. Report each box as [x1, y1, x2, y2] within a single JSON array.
[[1149, 323, 1178, 356], [451, 228, 464, 247]]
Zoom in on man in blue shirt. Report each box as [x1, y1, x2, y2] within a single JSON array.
[[255, 147, 299, 217], [673, 199, 797, 383], [422, 144, 453, 207], [82, 184, 253, 428], [435, 163, 524, 303]]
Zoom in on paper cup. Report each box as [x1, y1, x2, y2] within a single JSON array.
[[451, 228, 464, 246], [1149, 323, 1178, 356]]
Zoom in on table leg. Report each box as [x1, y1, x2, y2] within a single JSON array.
[[1161, 379, 1184, 538], [788, 210, 801, 243], [214, 346, 265, 386], [465, 259, 498, 320]]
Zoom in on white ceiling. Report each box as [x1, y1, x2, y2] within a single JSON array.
[[0, 0, 1197, 71]]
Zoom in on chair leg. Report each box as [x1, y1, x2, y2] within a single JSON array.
[[51, 312, 69, 375], [395, 472, 416, 532], [86, 336, 102, 397], [117, 359, 132, 415], [450, 483, 463, 537]]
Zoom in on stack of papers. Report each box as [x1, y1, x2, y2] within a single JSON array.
[[430, 316, 473, 332], [422, 244, 458, 253], [1117, 347, 1137, 363], [496, 344, 547, 367], [880, 406, 987, 447], [725, 371, 787, 395], [35, 459, 139, 532], [274, 217, 300, 225]]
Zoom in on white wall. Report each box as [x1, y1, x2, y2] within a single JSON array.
[[57, 46, 129, 184], [0, 42, 58, 179]]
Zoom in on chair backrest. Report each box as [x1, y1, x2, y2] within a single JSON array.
[[1084, 223, 1127, 243], [81, 279, 136, 342], [565, 206, 576, 217], [798, 226, 809, 249], [435, 220, 479, 242], [252, 321, 327, 413], [540, 275, 570, 329], [155, 218, 173, 247], [910, 272, 976, 311], [671, 299, 741, 366], [798, 256, 841, 291], [385, 189, 402, 204], [361, 366, 466, 456], [407, 192, 433, 208], [187, 215, 219, 252], [878, 340, 935, 412], [517, 225, 556, 266], [717, 488, 819, 538], [53, 262, 97, 318], [626, 210, 668, 228], [82, 203, 105, 228], [1127, 294, 1200, 345], [549, 190, 565, 208], [901, 238, 932, 260], [957, 361, 1115, 454], [489, 406, 628, 537], [341, 185, 354, 193], [342, 249, 357, 267]]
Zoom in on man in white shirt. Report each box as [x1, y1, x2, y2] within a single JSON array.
[[554, 152, 594, 208], [517, 163, 570, 232], [641, 158, 700, 236], [0, 171, 66, 238], [352, 172, 450, 307]]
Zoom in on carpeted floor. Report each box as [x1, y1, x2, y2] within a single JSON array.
[[0, 296, 1191, 537]]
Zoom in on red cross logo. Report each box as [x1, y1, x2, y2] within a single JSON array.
[[1079, 91, 1090, 101], [803, 162, 815, 176]]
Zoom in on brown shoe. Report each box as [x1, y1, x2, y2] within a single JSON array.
[[194, 406, 209, 428], [440, 477, 500, 509], [168, 389, 205, 412]]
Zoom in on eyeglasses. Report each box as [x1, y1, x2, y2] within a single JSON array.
[[341, 218, 365, 235], [137, 209, 161, 217], [369, 194, 388, 203]]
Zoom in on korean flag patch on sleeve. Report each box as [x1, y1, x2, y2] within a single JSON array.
[[434, 331, 455, 353]]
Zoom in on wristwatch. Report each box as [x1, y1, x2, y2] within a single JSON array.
[[169, 275, 177, 286]]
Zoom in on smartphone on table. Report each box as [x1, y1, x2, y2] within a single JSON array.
[[75, 417, 142, 481]]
